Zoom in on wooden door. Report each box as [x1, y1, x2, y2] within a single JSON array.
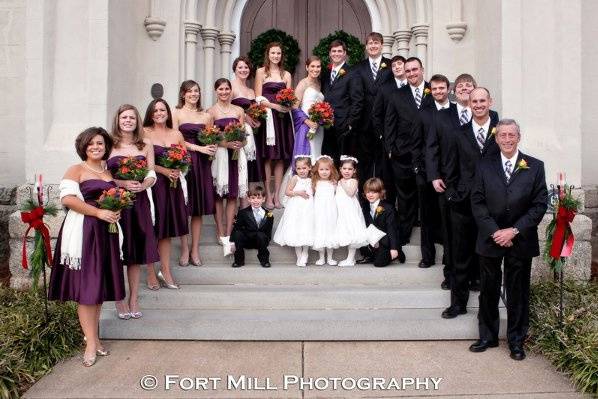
[[240, 0, 372, 80]]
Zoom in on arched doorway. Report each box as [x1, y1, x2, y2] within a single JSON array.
[[240, 0, 372, 79]]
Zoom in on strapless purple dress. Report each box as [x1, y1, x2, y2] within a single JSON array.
[[232, 97, 265, 183], [153, 145, 190, 239], [215, 117, 240, 199], [259, 81, 294, 162], [106, 156, 160, 265], [179, 123, 216, 216], [49, 179, 125, 305]]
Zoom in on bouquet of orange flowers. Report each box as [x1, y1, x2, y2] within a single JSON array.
[[275, 88, 297, 108], [114, 156, 148, 182], [223, 122, 247, 160], [97, 187, 135, 233], [307, 101, 334, 140], [158, 144, 192, 187], [198, 125, 223, 160], [246, 103, 267, 121]]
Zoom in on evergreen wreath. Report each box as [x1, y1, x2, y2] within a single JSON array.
[[248, 29, 301, 75], [312, 30, 365, 67]]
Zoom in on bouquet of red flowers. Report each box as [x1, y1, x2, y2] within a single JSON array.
[[275, 88, 297, 108], [158, 144, 192, 187], [246, 103, 267, 122], [97, 187, 135, 233], [198, 125, 223, 160], [114, 156, 148, 182], [223, 122, 247, 160], [307, 101, 334, 140]]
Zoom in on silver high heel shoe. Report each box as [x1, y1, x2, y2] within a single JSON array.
[[157, 270, 179, 289]]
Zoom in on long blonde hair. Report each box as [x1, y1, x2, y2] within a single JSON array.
[[311, 157, 339, 189]]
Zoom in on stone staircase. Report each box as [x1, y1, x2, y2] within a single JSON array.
[[99, 210, 507, 340]]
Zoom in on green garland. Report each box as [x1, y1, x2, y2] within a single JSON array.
[[248, 29, 301, 75], [312, 30, 365, 68]]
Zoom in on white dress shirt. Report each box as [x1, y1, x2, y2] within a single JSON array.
[[456, 103, 471, 122], [501, 150, 519, 175], [369, 199, 380, 219], [330, 63, 344, 80], [395, 78, 407, 88], [435, 100, 450, 110], [369, 56, 383, 70], [410, 81, 426, 101], [252, 206, 265, 224], [472, 117, 491, 142]]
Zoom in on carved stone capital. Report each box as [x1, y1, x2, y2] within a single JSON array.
[[184, 21, 201, 44], [201, 27, 220, 49], [411, 24, 430, 39], [144, 16, 166, 41], [218, 32, 236, 46], [446, 22, 468, 42], [393, 29, 412, 43]]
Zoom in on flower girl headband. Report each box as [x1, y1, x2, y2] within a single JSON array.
[[340, 155, 358, 164], [316, 155, 333, 161], [294, 154, 311, 160]]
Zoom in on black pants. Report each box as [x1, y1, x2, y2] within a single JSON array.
[[322, 126, 354, 161], [360, 236, 392, 267], [418, 182, 440, 264], [448, 200, 478, 309], [390, 162, 417, 246], [478, 254, 532, 345], [231, 231, 270, 264], [438, 193, 453, 279]]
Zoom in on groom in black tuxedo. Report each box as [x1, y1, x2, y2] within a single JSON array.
[[321, 40, 361, 161], [351, 32, 393, 189], [469, 119, 547, 361]]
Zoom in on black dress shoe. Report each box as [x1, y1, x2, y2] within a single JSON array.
[[469, 339, 499, 353], [509, 345, 526, 361], [398, 250, 406, 264], [231, 262, 244, 268], [469, 280, 481, 291], [356, 257, 373, 264], [441, 306, 467, 319], [261, 262, 271, 268], [440, 279, 450, 290], [418, 260, 433, 268]]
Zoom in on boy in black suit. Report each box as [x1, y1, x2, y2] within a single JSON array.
[[230, 186, 274, 268], [357, 178, 406, 267]]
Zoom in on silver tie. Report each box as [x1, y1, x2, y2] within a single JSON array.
[[505, 160, 513, 182], [254, 210, 262, 224], [330, 69, 337, 82], [459, 109, 469, 125], [415, 87, 422, 108], [371, 62, 378, 80], [476, 127, 486, 151]]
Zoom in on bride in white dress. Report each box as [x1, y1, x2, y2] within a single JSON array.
[[295, 56, 325, 162]]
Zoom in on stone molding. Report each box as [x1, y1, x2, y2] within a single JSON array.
[[144, 16, 166, 41], [446, 22, 467, 42]]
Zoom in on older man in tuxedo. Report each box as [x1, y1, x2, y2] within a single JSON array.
[[321, 40, 361, 160], [468, 119, 547, 361]]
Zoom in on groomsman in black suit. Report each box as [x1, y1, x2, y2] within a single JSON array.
[[230, 186, 274, 268], [351, 32, 393, 187], [374, 56, 431, 246], [469, 119, 547, 360], [321, 40, 362, 160], [441, 87, 499, 319]]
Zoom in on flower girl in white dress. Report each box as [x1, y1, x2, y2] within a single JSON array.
[[335, 156, 368, 266], [311, 155, 339, 265], [273, 156, 314, 266]]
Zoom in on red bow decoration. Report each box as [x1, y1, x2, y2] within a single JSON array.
[[20, 206, 53, 269], [549, 207, 576, 259]]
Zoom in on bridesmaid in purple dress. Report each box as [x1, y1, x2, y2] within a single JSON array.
[[173, 80, 217, 266], [231, 56, 265, 208], [254, 42, 294, 209], [107, 104, 159, 320], [207, 78, 246, 238], [142, 99, 189, 289], [49, 127, 124, 367]]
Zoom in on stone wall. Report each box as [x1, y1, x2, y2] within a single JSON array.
[[581, 185, 598, 279], [0, 186, 17, 284]]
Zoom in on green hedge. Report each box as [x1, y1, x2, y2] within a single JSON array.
[[528, 280, 598, 395], [312, 30, 365, 67], [0, 286, 82, 398], [248, 29, 301, 75]]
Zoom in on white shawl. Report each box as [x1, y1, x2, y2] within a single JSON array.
[[144, 170, 157, 225], [59, 179, 124, 270], [256, 95, 276, 146], [211, 147, 248, 198], [243, 122, 256, 161]]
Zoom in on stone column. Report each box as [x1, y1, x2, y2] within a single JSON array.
[[184, 21, 201, 80], [218, 32, 237, 78], [411, 24, 429, 67], [393, 30, 411, 58], [382, 35, 395, 58], [144, 0, 166, 41], [201, 27, 220, 105]]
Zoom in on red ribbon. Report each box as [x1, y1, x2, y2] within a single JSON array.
[[549, 207, 576, 259], [20, 206, 53, 269]]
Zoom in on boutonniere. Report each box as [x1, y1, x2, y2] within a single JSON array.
[[327, 63, 333, 71], [490, 127, 497, 136], [375, 206, 384, 216], [338, 68, 346, 76], [423, 88, 431, 96], [514, 159, 529, 172], [266, 211, 273, 218], [380, 62, 387, 69]]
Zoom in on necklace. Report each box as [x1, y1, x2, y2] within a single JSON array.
[[82, 161, 106, 175], [183, 104, 197, 111], [216, 102, 233, 116]]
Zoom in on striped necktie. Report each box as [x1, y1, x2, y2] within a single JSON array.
[[476, 127, 486, 151], [414, 87, 422, 108], [330, 69, 337, 82], [371, 62, 378, 80], [505, 160, 512, 182], [459, 108, 469, 125]]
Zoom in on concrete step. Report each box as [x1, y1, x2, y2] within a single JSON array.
[[145, 261, 447, 287], [99, 308, 507, 340], [123, 284, 482, 310]]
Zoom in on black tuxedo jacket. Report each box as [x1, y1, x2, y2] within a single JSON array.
[[361, 200, 399, 250], [321, 62, 361, 132], [424, 102, 456, 182], [471, 152, 547, 258], [231, 206, 274, 241], [445, 114, 500, 203]]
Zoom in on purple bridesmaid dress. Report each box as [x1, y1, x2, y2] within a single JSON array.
[[214, 117, 240, 199], [258, 82, 294, 162], [231, 97, 265, 183]]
